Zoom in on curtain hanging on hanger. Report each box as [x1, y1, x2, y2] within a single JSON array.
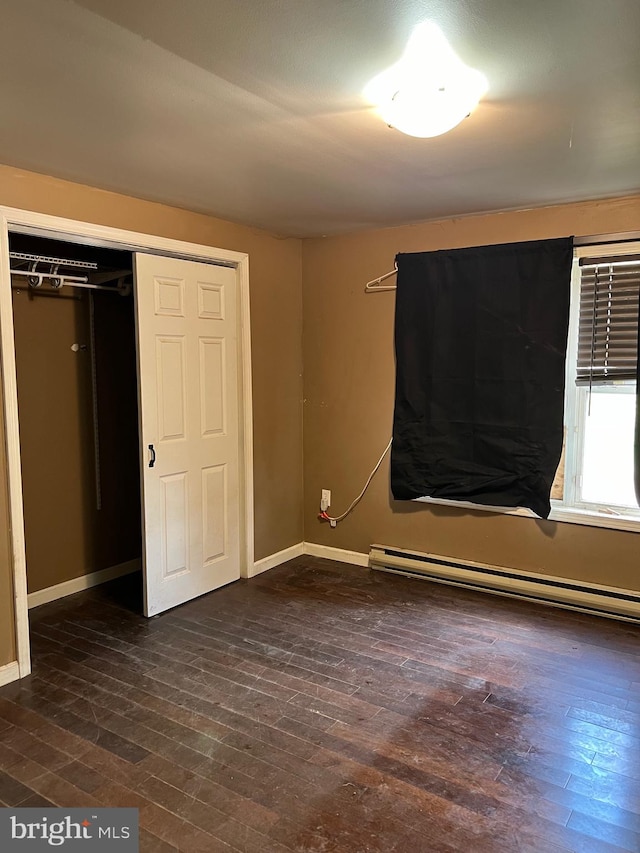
[[391, 237, 573, 518]]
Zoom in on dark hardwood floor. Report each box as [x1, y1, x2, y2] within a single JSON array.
[[2, 556, 640, 852]]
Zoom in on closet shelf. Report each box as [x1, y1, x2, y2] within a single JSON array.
[[9, 252, 130, 294]]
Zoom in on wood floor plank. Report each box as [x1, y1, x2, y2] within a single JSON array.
[[2, 556, 640, 852]]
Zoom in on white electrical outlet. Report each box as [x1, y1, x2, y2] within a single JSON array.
[[320, 489, 331, 511]]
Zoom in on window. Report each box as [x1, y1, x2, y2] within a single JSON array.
[[416, 240, 640, 532], [557, 243, 640, 527]]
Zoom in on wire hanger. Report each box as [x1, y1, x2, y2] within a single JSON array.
[[364, 261, 398, 292]]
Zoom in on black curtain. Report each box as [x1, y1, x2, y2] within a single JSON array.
[[391, 237, 573, 519]]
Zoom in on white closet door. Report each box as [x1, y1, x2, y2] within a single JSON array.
[[134, 254, 240, 616]]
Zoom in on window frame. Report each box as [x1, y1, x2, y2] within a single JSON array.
[[415, 242, 640, 532]]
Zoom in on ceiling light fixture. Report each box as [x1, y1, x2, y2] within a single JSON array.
[[364, 22, 488, 138]]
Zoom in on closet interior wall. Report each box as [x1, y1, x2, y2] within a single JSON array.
[[10, 234, 142, 596]]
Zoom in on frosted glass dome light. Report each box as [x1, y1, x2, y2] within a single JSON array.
[[364, 22, 488, 138]]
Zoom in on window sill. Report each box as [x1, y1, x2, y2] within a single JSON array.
[[413, 496, 640, 533]]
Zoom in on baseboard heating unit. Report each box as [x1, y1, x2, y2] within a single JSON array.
[[369, 544, 640, 623]]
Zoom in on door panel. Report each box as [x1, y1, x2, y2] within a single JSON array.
[[135, 254, 240, 616], [156, 335, 187, 440], [202, 464, 226, 563], [199, 338, 225, 435]]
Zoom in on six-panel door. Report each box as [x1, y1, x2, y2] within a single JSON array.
[[134, 254, 240, 616]]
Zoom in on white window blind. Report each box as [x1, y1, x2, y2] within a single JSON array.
[[577, 254, 640, 386]]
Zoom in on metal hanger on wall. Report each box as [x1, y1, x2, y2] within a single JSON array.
[[364, 261, 397, 292]]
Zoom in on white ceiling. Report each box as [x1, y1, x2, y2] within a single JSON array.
[[2, 0, 639, 237]]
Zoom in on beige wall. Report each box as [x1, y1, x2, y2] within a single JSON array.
[[0, 164, 304, 666], [0, 374, 15, 664], [302, 195, 640, 590], [13, 281, 141, 593]]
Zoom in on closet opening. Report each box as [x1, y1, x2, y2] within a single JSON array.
[[9, 232, 143, 617]]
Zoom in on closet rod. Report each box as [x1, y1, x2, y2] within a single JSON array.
[[65, 279, 130, 294], [9, 269, 129, 294], [10, 270, 88, 285]]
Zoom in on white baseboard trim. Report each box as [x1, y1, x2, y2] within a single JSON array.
[[27, 559, 141, 609], [0, 661, 20, 687], [303, 542, 369, 567], [249, 542, 304, 578], [248, 541, 370, 577]]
